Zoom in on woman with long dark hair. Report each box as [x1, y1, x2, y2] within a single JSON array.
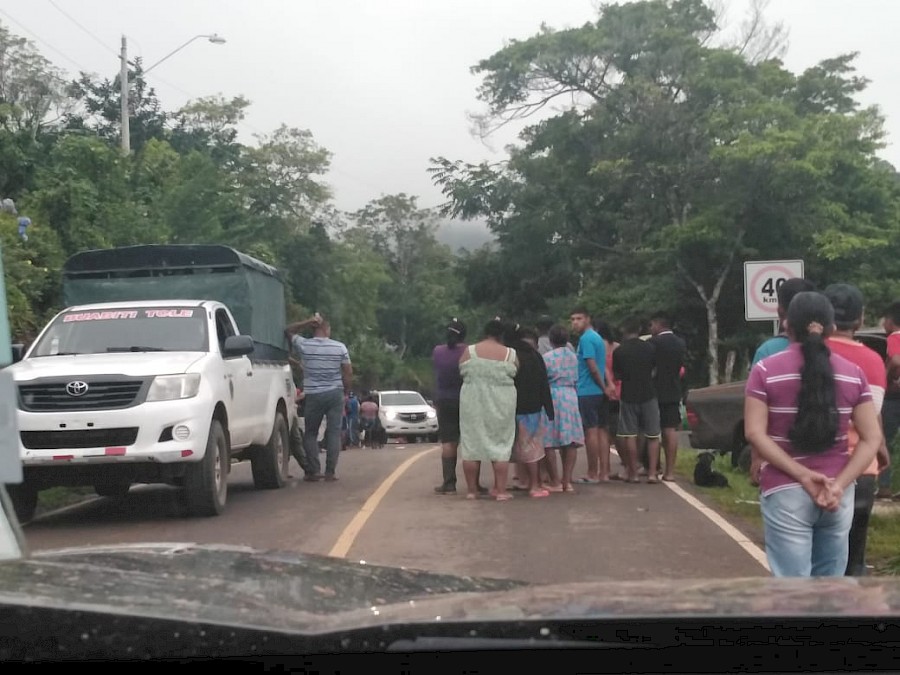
[[744, 291, 882, 576], [505, 324, 555, 498]]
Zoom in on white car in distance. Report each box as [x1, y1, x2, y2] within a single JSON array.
[[376, 390, 438, 443]]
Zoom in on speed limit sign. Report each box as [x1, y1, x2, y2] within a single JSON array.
[[744, 260, 804, 321]]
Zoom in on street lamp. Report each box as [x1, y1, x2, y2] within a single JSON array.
[[119, 33, 226, 154]]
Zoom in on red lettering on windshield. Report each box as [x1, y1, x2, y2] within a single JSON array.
[[143, 309, 195, 318], [63, 311, 139, 322]]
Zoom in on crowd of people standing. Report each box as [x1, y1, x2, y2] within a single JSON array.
[[431, 307, 687, 501]]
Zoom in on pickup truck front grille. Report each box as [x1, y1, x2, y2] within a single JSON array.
[[398, 412, 427, 423], [18, 378, 147, 412], [20, 428, 139, 450]]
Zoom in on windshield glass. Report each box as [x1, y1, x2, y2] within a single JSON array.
[[380, 392, 427, 406], [30, 307, 208, 356]]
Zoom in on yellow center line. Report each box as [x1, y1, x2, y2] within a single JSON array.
[[328, 446, 438, 558]]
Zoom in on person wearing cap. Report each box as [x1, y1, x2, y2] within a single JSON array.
[[432, 318, 488, 495], [823, 283, 890, 576], [752, 278, 818, 366]]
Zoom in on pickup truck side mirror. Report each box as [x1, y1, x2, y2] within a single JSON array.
[[11, 344, 24, 363], [222, 335, 255, 358]]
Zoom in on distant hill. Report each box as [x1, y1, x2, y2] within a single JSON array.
[[435, 218, 496, 254]]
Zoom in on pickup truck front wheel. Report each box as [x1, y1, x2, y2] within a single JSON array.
[[184, 419, 229, 517], [251, 412, 290, 490]]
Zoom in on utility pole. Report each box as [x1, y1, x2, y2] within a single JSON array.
[[120, 35, 130, 154]]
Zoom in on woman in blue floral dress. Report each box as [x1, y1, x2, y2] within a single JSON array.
[[542, 324, 584, 492]]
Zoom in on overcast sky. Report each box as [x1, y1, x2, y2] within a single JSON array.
[[2, 0, 899, 215]]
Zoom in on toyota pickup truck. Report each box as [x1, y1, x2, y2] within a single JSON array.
[[685, 327, 888, 470], [5, 245, 297, 521]]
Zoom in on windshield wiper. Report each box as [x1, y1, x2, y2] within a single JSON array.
[[106, 346, 168, 352]]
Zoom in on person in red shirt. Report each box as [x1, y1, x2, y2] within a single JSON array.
[[824, 284, 890, 576]]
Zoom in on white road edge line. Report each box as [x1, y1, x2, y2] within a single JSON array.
[[663, 478, 770, 571], [611, 448, 770, 571]]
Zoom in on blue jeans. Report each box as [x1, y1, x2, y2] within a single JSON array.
[[760, 483, 855, 577], [347, 414, 360, 445], [303, 389, 345, 476]]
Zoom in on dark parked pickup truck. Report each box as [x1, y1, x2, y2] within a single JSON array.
[[685, 328, 888, 470]]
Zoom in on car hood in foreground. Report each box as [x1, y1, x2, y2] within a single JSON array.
[[2, 542, 899, 634]]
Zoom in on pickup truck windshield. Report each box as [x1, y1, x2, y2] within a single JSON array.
[[381, 392, 427, 406], [30, 307, 208, 356]]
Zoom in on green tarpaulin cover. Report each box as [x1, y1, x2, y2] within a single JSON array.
[[62, 245, 287, 354]]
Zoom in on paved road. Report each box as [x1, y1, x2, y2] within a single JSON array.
[[20, 443, 768, 583]]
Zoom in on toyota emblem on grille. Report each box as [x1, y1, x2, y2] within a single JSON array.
[[65, 381, 89, 397]]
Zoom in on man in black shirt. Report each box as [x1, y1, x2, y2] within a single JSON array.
[[649, 310, 686, 482], [612, 317, 661, 483]]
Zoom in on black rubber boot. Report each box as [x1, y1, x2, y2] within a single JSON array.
[[434, 457, 457, 494]]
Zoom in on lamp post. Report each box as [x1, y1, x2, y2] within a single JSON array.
[[119, 33, 226, 154]]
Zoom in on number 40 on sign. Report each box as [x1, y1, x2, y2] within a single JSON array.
[[743, 259, 804, 323]]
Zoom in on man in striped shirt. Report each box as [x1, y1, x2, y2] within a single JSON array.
[[285, 314, 353, 482]]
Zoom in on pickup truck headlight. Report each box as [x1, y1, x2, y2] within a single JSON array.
[[146, 374, 201, 401], [426, 409, 437, 419], [384, 411, 397, 421]]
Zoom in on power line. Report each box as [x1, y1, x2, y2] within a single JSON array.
[[0, 6, 90, 73], [45, 0, 118, 58], [0, 6, 398, 205]]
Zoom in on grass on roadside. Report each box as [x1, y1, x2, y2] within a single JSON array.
[[673, 449, 763, 533], [34, 486, 96, 516], [674, 448, 900, 575]]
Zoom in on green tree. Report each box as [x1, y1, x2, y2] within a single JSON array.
[[433, 0, 900, 384], [351, 194, 463, 358]]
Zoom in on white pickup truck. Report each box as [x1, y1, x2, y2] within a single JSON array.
[[5, 245, 298, 521]]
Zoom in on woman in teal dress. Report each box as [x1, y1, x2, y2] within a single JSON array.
[[458, 318, 519, 500]]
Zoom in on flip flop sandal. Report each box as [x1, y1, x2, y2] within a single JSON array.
[[575, 477, 601, 484], [530, 489, 550, 498], [544, 485, 564, 493], [563, 485, 576, 493], [646, 477, 661, 484], [662, 476, 676, 482], [495, 493, 513, 501]]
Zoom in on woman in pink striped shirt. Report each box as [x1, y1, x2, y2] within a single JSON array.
[[744, 292, 882, 577]]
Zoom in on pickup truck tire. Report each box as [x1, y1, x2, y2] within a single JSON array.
[[184, 419, 228, 517], [251, 412, 290, 490], [7, 483, 38, 523]]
